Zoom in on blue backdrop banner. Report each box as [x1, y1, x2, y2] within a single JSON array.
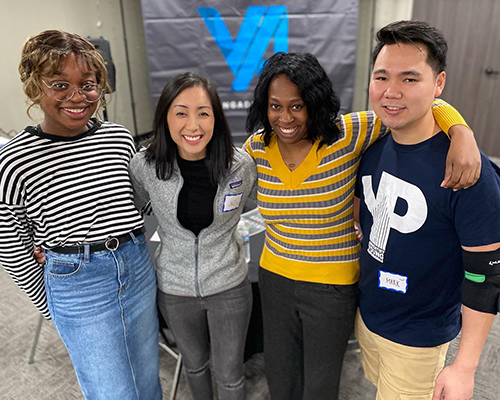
[[140, 0, 359, 145]]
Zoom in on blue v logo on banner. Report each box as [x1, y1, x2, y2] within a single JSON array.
[[198, 6, 288, 91]]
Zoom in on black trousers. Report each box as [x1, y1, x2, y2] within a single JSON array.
[[259, 267, 358, 400]]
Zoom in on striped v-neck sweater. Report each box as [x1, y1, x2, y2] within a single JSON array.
[[243, 103, 466, 284], [0, 120, 144, 318]]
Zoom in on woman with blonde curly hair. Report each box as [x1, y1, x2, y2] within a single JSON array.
[[0, 30, 161, 399]]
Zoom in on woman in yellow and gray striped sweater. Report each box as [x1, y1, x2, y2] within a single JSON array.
[[243, 52, 479, 400]]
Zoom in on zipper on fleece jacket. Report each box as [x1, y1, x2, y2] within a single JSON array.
[[191, 166, 228, 297], [173, 172, 202, 297], [194, 237, 200, 297], [176, 153, 242, 298]]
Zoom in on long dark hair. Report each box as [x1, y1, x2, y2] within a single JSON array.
[[145, 72, 234, 184], [246, 52, 340, 148]]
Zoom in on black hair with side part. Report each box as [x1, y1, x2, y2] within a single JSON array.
[[246, 52, 341, 147], [145, 72, 234, 184], [372, 20, 448, 75]]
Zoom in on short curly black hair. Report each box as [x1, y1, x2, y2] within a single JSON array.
[[246, 52, 340, 148]]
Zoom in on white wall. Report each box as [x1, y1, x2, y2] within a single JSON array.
[[0, 0, 153, 138], [352, 0, 414, 111]]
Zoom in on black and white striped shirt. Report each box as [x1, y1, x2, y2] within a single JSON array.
[[0, 120, 144, 318]]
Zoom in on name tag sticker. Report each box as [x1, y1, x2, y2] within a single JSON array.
[[378, 270, 408, 294], [222, 193, 243, 212]]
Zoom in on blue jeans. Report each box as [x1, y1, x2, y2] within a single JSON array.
[[259, 267, 358, 400], [157, 278, 252, 400], [44, 233, 161, 400]]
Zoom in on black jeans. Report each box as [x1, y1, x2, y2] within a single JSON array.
[[259, 268, 358, 400], [157, 279, 252, 400]]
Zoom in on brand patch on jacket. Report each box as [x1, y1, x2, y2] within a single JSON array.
[[223, 193, 243, 212], [229, 180, 243, 189]]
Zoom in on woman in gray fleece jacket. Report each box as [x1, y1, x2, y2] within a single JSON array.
[[129, 72, 257, 400]]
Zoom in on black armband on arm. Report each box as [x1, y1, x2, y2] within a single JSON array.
[[462, 247, 500, 314]]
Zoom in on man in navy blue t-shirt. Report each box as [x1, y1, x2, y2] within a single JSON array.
[[355, 20, 500, 400]]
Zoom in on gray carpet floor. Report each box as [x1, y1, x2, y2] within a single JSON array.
[[1, 267, 499, 400]]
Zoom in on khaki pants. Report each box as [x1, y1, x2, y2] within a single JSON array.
[[354, 310, 449, 400]]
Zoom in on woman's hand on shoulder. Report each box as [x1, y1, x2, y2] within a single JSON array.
[[442, 125, 481, 190]]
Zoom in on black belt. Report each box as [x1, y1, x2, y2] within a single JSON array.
[[49, 227, 146, 254]]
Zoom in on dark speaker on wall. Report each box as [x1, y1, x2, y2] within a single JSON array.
[[88, 37, 116, 93]]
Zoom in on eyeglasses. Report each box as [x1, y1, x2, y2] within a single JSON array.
[[41, 80, 103, 103]]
